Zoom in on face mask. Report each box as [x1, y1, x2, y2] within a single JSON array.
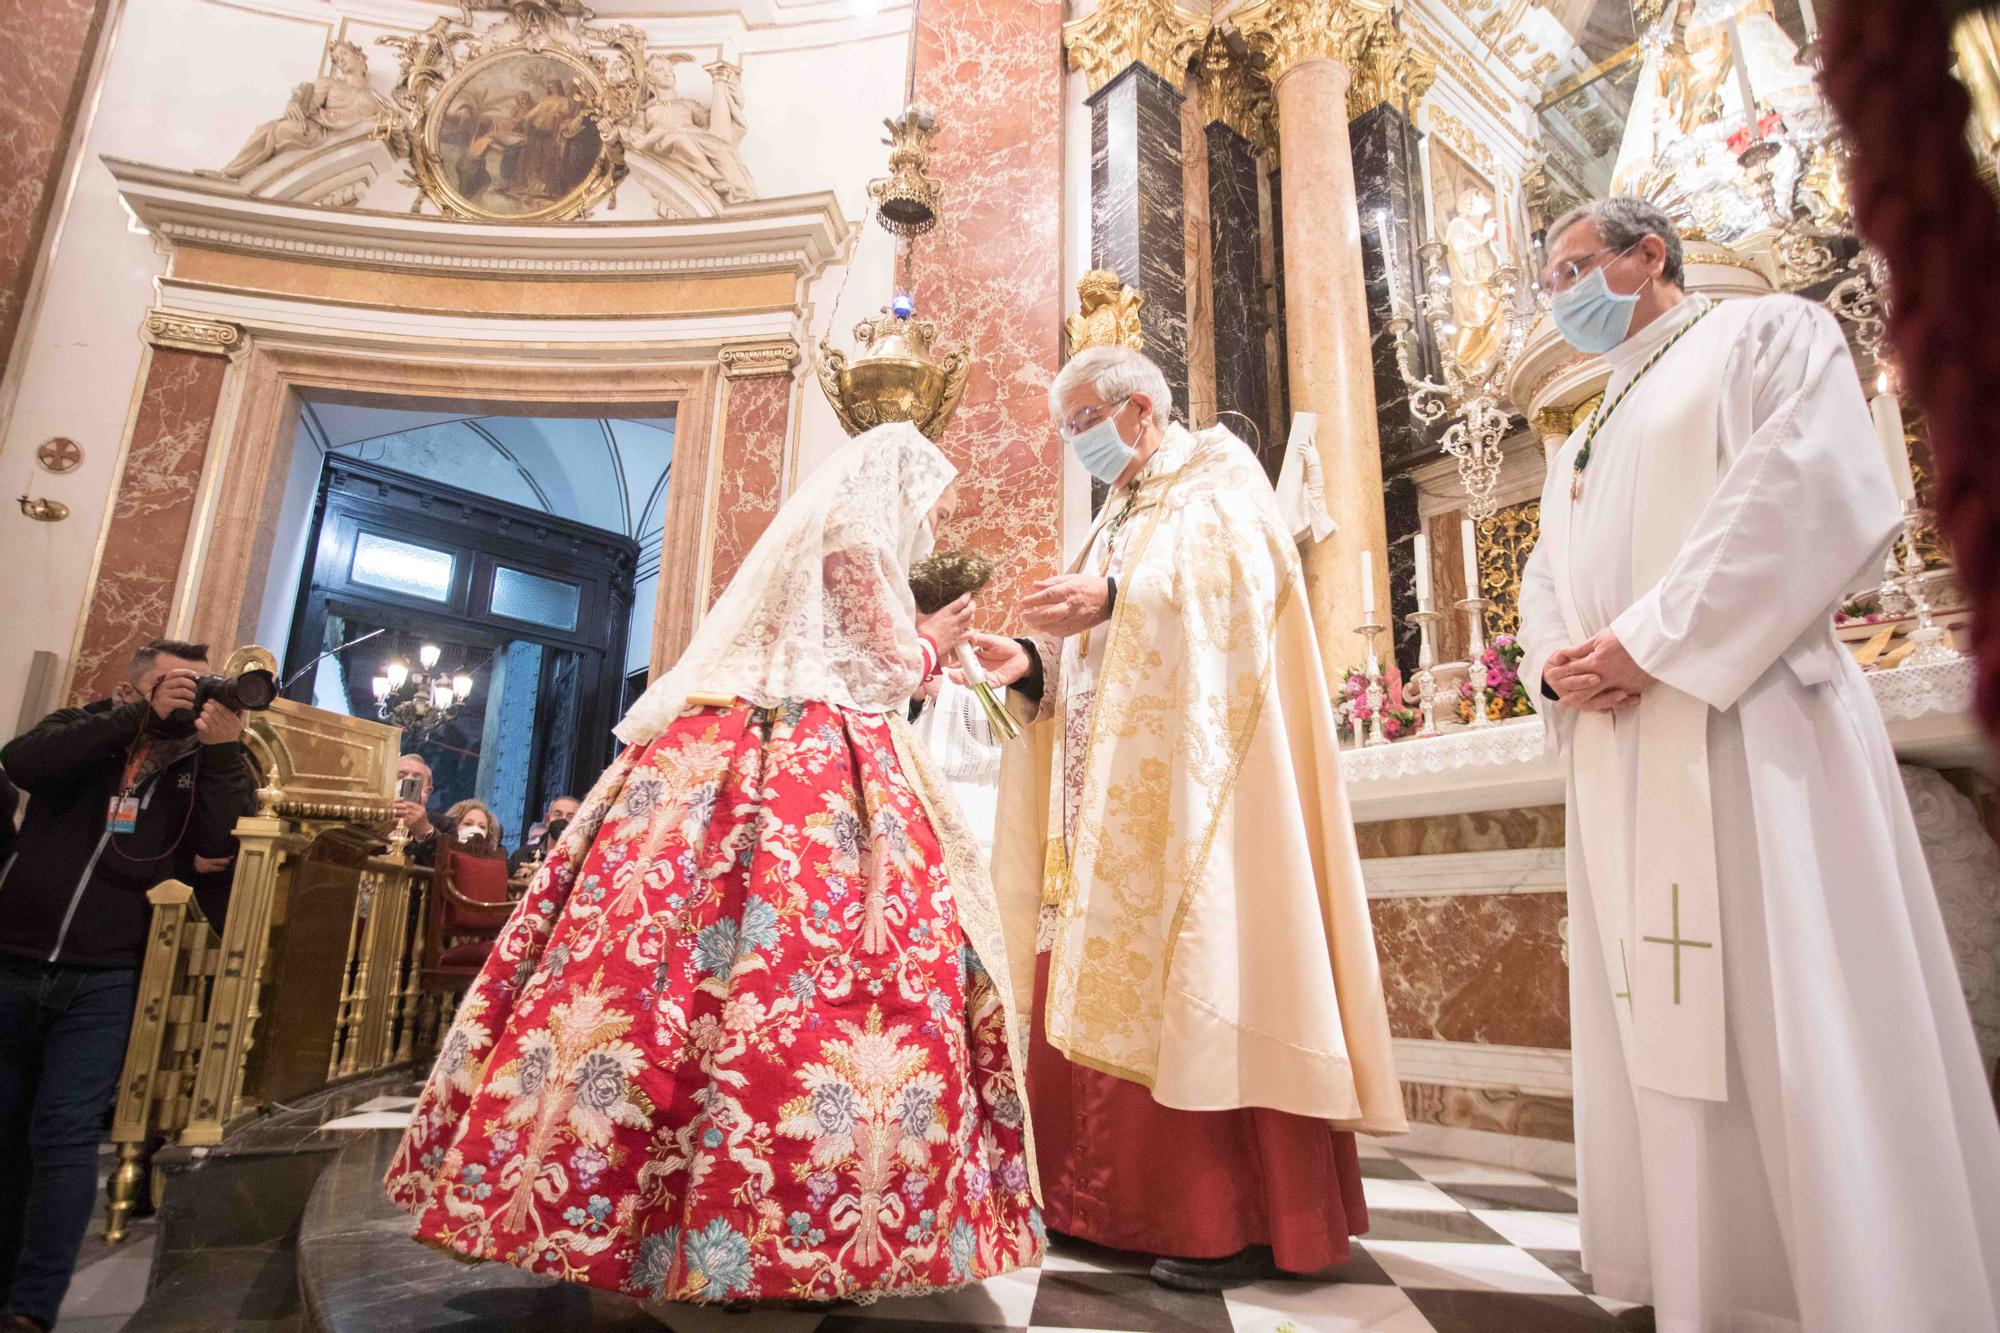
[[1068, 406, 1138, 485], [458, 823, 484, 842], [910, 517, 936, 563], [1552, 261, 1645, 355]]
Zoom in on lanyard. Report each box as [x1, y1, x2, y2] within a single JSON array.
[[120, 740, 153, 796]]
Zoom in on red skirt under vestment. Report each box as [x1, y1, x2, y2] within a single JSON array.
[[1027, 955, 1367, 1273], [385, 700, 1041, 1304]]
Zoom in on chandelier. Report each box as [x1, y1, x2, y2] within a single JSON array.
[[371, 643, 473, 736], [1380, 212, 1537, 521]]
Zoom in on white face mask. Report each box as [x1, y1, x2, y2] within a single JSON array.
[[457, 823, 485, 842]]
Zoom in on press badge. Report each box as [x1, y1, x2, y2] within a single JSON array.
[[107, 794, 139, 833]]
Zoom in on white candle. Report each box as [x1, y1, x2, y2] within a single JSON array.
[[1797, 0, 1818, 39], [1460, 517, 1480, 601], [1729, 18, 1759, 139], [1413, 532, 1432, 609], [1872, 392, 1916, 501], [1361, 549, 1375, 620]]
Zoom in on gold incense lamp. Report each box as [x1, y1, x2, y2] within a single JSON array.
[[817, 300, 970, 442], [869, 105, 943, 237]]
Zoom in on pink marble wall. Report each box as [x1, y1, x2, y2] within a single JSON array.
[[70, 348, 229, 704], [706, 373, 792, 606], [0, 0, 109, 374], [1368, 892, 1570, 1048], [907, 0, 1066, 621]]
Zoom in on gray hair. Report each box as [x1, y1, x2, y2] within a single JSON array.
[[1547, 197, 1685, 288], [1047, 345, 1173, 429]]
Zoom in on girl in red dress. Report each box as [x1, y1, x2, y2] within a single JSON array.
[[385, 425, 1042, 1307]]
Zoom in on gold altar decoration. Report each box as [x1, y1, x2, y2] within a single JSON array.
[[1196, 33, 1277, 150], [1066, 270, 1146, 356], [103, 669, 433, 1241], [1476, 499, 1541, 638], [817, 307, 971, 442], [1061, 0, 1207, 94], [869, 106, 944, 237]]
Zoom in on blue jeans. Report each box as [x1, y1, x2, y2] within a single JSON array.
[[0, 954, 138, 1327]]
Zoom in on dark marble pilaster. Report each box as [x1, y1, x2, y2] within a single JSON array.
[[1266, 164, 1290, 434], [1089, 63, 1189, 417], [1385, 472, 1421, 675], [1350, 102, 1432, 477], [1207, 121, 1275, 478]]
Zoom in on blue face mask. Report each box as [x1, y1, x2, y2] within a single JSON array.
[[1067, 400, 1138, 484], [1552, 260, 1645, 355]]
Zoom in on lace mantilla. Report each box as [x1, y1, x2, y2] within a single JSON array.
[[616, 424, 955, 745], [1340, 660, 1975, 785]]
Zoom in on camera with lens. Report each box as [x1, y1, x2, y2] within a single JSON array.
[[161, 661, 278, 735]]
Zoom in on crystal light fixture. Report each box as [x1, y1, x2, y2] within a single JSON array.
[[373, 643, 473, 736]]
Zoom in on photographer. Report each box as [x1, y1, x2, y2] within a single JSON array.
[[392, 754, 455, 868], [0, 640, 256, 1333]]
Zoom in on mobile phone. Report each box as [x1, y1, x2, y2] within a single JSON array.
[[397, 773, 424, 804]]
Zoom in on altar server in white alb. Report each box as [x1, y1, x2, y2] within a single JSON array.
[[1517, 197, 2000, 1333]]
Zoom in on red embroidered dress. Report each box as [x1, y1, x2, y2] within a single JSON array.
[[386, 426, 1041, 1305]]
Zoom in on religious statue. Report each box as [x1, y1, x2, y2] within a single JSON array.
[[1064, 270, 1144, 356], [1443, 188, 1504, 373], [617, 54, 756, 203], [220, 40, 392, 179]]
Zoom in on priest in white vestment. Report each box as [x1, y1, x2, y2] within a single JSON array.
[[1519, 197, 2000, 1333], [968, 347, 1404, 1291]]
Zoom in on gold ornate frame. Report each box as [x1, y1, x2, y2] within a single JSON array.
[[410, 46, 619, 223]]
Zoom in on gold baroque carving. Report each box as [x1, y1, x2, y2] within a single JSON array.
[[143, 312, 244, 356], [719, 341, 801, 379], [1427, 105, 1497, 176], [1230, 0, 1396, 82], [1345, 37, 1438, 119], [1476, 497, 1540, 638], [1197, 35, 1277, 149], [1529, 407, 1572, 439], [1066, 270, 1146, 355], [1062, 0, 1206, 95]]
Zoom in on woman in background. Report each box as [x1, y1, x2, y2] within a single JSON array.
[[442, 799, 504, 856]]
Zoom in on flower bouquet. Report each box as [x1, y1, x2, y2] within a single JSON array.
[[1458, 634, 1535, 724], [908, 549, 1021, 742], [1338, 664, 1419, 742]]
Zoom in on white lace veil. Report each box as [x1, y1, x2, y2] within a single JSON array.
[[615, 422, 957, 745]]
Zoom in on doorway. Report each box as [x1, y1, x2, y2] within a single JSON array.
[[283, 449, 647, 846]]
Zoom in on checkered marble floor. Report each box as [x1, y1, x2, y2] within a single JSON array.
[[641, 1135, 1649, 1333]]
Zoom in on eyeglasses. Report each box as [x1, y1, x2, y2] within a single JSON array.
[[1537, 242, 1641, 305], [1059, 394, 1131, 440]]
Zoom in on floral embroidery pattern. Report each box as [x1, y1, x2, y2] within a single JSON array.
[[386, 702, 1039, 1303]]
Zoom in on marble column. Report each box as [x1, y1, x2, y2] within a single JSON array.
[[69, 315, 239, 704], [1352, 102, 1431, 475], [1268, 55, 1388, 684], [0, 0, 111, 372], [1088, 65, 1190, 417], [911, 0, 1066, 617], [706, 341, 799, 607]]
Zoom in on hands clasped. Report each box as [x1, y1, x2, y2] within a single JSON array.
[[1543, 629, 1654, 714]]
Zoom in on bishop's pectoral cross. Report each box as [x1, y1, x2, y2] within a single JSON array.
[[1642, 883, 1713, 1005]]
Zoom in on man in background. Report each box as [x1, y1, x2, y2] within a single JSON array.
[[508, 793, 579, 877], [393, 753, 454, 869], [0, 641, 256, 1333]]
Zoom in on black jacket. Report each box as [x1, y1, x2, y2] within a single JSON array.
[[0, 701, 257, 968]]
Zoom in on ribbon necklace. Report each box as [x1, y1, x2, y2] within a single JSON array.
[[1570, 304, 1716, 503]]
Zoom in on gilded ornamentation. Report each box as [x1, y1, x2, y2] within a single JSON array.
[[1065, 270, 1146, 356], [143, 312, 244, 355], [1476, 498, 1540, 638], [1061, 0, 1206, 95], [35, 437, 82, 475], [718, 340, 801, 380], [868, 106, 943, 237], [1530, 407, 1573, 440], [1427, 105, 1497, 176], [1229, 0, 1397, 81], [349, 1, 756, 220], [1343, 36, 1438, 120], [817, 308, 971, 442], [1196, 34, 1276, 149]]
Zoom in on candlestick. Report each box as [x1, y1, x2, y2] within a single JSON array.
[[1894, 500, 1962, 669], [1413, 532, 1432, 609], [1871, 391, 1915, 502], [1405, 608, 1445, 738], [1460, 516, 1480, 607], [1456, 596, 1491, 725], [1361, 549, 1375, 619], [1354, 621, 1389, 746]]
